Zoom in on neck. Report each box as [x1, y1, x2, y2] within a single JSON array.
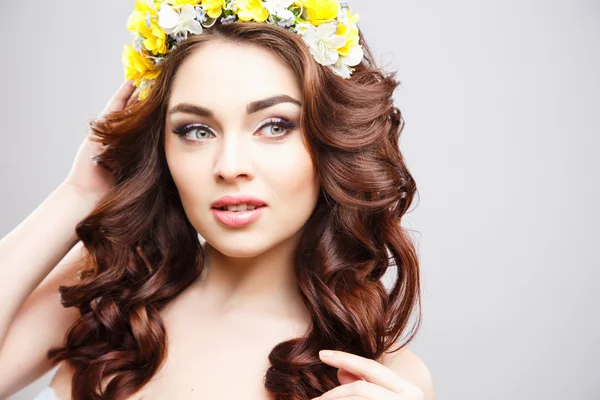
[[195, 232, 310, 323]]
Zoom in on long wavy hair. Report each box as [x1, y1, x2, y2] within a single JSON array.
[[47, 21, 421, 400]]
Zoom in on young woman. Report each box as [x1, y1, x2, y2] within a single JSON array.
[[0, 1, 434, 399]]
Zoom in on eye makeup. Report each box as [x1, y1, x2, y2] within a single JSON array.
[[170, 116, 297, 144]]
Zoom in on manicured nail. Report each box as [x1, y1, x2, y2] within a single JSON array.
[[319, 350, 334, 359]]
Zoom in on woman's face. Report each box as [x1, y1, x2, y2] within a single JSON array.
[[164, 40, 320, 257]]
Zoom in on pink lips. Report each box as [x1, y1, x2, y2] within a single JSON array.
[[211, 205, 267, 227], [211, 195, 266, 209]]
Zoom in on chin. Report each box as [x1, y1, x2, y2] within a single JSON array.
[[201, 234, 276, 258]]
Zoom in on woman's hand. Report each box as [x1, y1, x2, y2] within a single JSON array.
[[62, 80, 137, 201], [311, 350, 425, 400]]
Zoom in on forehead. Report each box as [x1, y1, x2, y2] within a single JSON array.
[[168, 40, 301, 108]]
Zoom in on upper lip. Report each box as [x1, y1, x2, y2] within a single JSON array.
[[211, 195, 267, 209]]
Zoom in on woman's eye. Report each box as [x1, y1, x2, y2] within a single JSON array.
[[171, 117, 296, 143], [172, 124, 214, 141], [263, 124, 285, 136], [188, 127, 213, 140], [257, 118, 296, 140]]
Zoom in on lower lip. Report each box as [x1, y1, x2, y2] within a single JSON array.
[[211, 206, 267, 227]]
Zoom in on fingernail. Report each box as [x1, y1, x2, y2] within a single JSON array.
[[319, 350, 334, 359]]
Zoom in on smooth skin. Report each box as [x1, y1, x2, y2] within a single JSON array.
[[312, 350, 430, 400]]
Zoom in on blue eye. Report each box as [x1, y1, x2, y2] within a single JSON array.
[[171, 124, 214, 141], [171, 117, 296, 143], [257, 117, 296, 140]]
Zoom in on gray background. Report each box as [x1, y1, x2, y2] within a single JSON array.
[[1, 1, 599, 399]]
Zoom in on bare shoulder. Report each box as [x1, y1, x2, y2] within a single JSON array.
[[380, 347, 435, 400]]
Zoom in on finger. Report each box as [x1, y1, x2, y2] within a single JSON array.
[[319, 350, 405, 393], [125, 89, 139, 108], [312, 380, 394, 400], [102, 80, 136, 115], [338, 368, 364, 385]]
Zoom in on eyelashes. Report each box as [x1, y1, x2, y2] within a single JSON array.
[[171, 117, 297, 143]]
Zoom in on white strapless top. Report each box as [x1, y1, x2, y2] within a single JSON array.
[[33, 387, 59, 400]]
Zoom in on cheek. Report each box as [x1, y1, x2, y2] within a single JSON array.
[[166, 151, 210, 207], [258, 137, 319, 215]]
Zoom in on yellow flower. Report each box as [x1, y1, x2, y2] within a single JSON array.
[[127, 1, 168, 55], [127, 18, 168, 55], [336, 10, 360, 56], [144, 19, 168, 54], [134, 0, 159, 15], [336, 25, 359, 56], [202, 0, 225, 18], [300, 0, 340, 26], [236, 0, 269, 22], [166, 0, 202, 6], [127, 1, 156, 34], [122, 44, 162, 87]]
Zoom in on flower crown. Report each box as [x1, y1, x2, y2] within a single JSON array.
[[122, 0, 364, 100]]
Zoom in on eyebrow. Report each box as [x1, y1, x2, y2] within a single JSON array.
[[168, 94, 302, 118]]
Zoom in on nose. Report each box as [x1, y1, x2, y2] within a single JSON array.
[[212, 133, 254, 183]]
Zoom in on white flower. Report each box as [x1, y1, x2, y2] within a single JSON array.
[[263, 0, 295, 21], [224, 0, 238, 12], [158, 2, 203, 36], [295, 21, 346, 66], [331, 44, 364, 78]]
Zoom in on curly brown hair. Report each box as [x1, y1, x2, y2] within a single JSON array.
[[47, 21, 421, 400]]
